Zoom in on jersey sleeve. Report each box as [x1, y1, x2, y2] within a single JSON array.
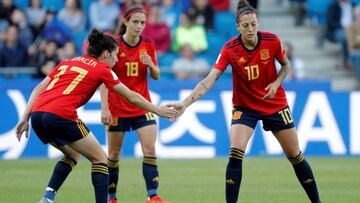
[[274, 36, 285, 65], [213, 46, 230, 72], [101, 67, 121, 89]]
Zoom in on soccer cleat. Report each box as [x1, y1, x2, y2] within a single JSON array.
[[38, 197, 54, 203], [108, 199, 118, 203], [146, 195, 169, 203]]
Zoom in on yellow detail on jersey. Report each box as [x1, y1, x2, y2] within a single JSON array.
[[125, 62, 139, 76], [244, 65, 259, 81], [238, 57, 246, 64], [232, 111, 242, 120], [120, 52, 126, 57], [260, 49, 270, 60]]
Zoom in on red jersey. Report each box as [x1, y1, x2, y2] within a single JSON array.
[[108, 35, 158, 117], [214, 31, 288, 115], [32, 56, 120, 120]]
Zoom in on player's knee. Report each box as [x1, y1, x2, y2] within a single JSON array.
[[107, 150, 121, 160], [142, 144, 156, 156], [89, 151, 107, 164]]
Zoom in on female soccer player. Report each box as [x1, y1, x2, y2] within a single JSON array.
[[100, 5, 168, 203], [15, 29, 177, 203], [173, 1, 321, 203]]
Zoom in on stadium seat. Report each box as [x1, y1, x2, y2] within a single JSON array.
[[42, 0, 65, 12], [71, 31, 89, 56], [206, 32, 227, 58], [352, 0, 360, 4], [214, 11, 237, 38], [14, 0, 28, 9], [307, 0, 333, 25], [157, 52, 179, 78]]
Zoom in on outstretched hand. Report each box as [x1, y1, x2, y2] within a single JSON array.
[[157, 103, 178, 119], [15, 120, 29, 142], [263, 81, 280, 100]]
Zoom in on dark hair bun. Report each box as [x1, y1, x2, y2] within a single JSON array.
[[88, 29, 104, 46], [237, 0, 250, 10]]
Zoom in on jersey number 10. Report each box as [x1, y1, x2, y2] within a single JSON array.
[[245, 65, 259, 81]]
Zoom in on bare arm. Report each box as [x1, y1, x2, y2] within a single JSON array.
[[140, 53, 160, 80], [263, 55, 291, 100], [16, 77, 50, 140], [112, 83, 177, 118], [99, 84, 112, 124], [180, 68, 222, 109]]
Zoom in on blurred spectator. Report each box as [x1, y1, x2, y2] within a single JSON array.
[[325, 0, 353, 68], [57, 40, 76, 60], [348, 5, 360, 78], [160, 0, 181, 30], [291, 0, 307, 26], [208, 0, 229, 11], [120, 0, 150, 13], [30, 40, 59, 78], [172, 12, 207, 52], [40, 9, 71, 47], [0, 24, 28, 67], [175, 0, 192, 11], [57, 0, 85, 32], [276, 41, 305, 80], [89, 0, 119, 31], [143, 3, 171, 54], [25, 0, 46, 37], [10, 8, 34, 47], [187, 0, 214, 30], [0, 0, 16, 23], [172, 43, 210, 80]]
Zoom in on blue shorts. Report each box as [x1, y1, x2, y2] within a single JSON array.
[[107, 112, 157, 132], [31, 112, 90, 146], [231, 106, 295, 131]]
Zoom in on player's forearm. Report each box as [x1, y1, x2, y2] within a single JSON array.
[[127, 92, 159, 114], [22, 78, 49, 121], [149, 65, 160, 80], [182, 71, 218, 107], [99, 84, 109, 110], [276, 56, 291, 84]]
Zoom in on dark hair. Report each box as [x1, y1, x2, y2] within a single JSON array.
[[118, 5, 146, 35], [236, 0, 257, 23], [86, 29, 118, 58]]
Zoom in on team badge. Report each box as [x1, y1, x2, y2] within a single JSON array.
[[120, 52, 126, 57], [139, 48, 147, 56], [232, 111, 242, 120], [260, 49, 270, 60]]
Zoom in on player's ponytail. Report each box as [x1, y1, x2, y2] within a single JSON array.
[[118, 5, 146, 35], [236, 0, 256, 23], [87, 28, 118, 58]]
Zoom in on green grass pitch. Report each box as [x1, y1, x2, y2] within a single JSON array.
[[0, 157, 359, 203]]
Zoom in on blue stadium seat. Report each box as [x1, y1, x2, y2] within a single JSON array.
[[214, 11, 237, 38], [42, 0, 65, 12], [206, 32, 227, 58], [352, 0, 360, 4], [82, 0, 96, 29], [71, 31, 89, 55], [307, 0, 333, 25], [157, 52, 179, 71], [14, 0, 28, 9]]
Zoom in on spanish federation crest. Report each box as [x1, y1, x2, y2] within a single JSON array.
[[260, 49, 270, 60]]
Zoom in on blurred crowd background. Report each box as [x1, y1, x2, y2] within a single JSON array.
[[0, 0, 360, 90]]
